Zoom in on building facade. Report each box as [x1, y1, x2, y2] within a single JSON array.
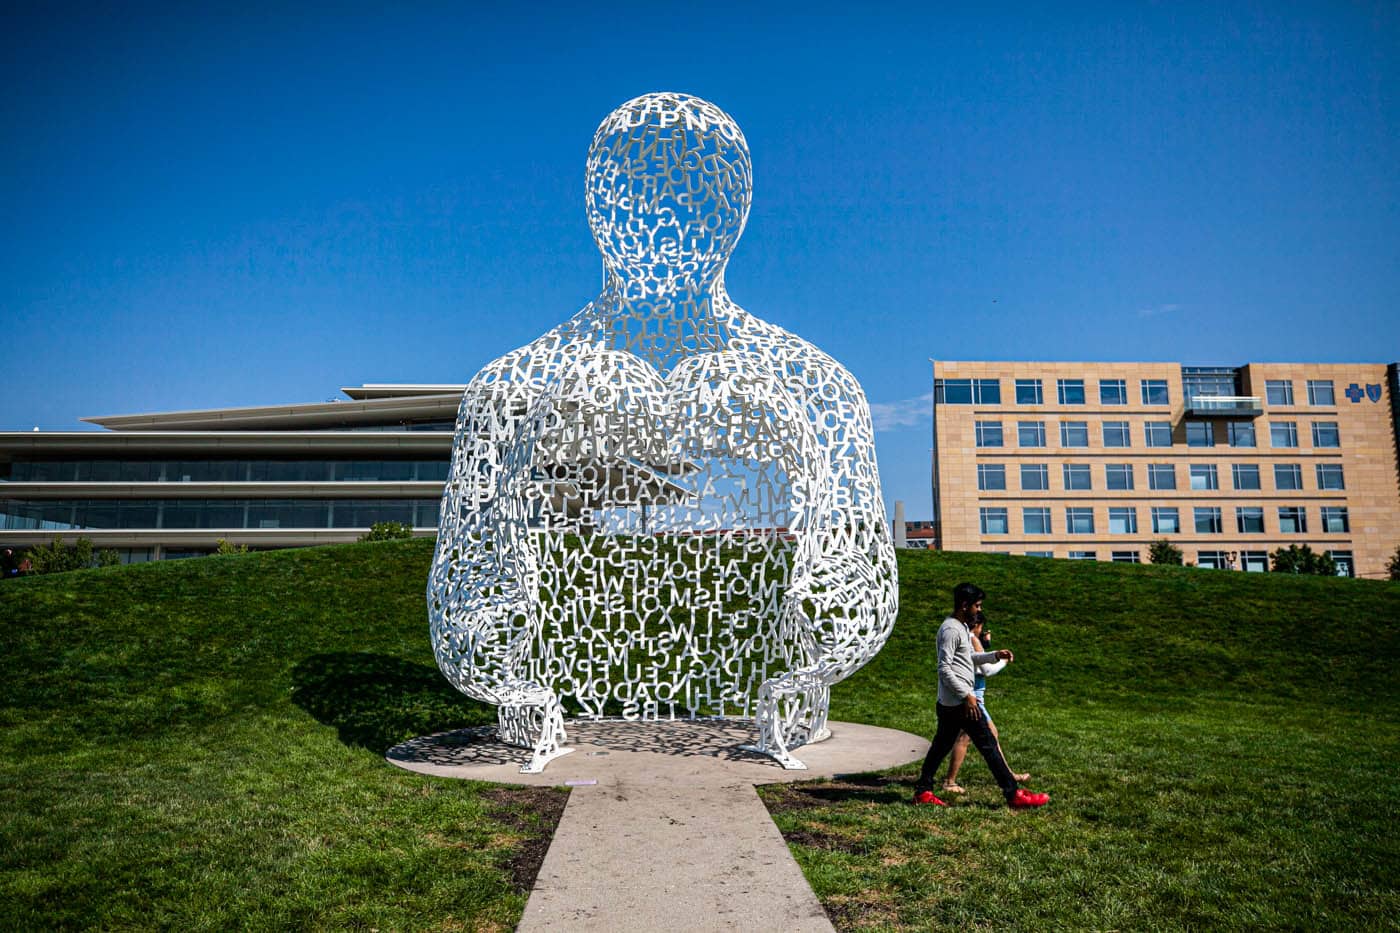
[[0, 385, 463, 561], [930, 361, 1400, 579]]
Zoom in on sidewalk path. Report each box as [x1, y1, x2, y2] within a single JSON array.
[[388, 719, 928, 932]]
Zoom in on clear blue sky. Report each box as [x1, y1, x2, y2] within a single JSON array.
[[4, 2, 1397, 518]]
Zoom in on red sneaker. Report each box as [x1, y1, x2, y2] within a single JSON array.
[[913, 790, 947, 806], [1008, 788, 1049, 809]]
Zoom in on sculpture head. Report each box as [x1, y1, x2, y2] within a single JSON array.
[[586, 93, 752, 295]]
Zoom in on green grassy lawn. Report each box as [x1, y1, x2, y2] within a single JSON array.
[[2, 540, 1398, 929], [761, 550, 1400, 930], [0, 541, 562, 931]]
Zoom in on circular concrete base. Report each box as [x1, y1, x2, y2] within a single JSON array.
[[386, 718, 929, 787]]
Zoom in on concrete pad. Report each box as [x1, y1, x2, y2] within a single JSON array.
[[387, 720, 929, 932]]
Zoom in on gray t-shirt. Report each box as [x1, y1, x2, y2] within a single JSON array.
[[937, 616, 1000, 706]]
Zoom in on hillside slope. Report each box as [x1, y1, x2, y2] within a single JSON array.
[[2, 540, 1397, 928]]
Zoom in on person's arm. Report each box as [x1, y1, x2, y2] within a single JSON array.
[[937, 623, 975, 700], [977, 657, 1008, 677]]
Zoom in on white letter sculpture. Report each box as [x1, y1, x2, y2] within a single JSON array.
[[428, 93, 897, 773]]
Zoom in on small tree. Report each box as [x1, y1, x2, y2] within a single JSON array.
[[216, 538, 250, 556], [359, 521, 415, 543], [1270, 543, 1337, 576], [24, 536, 115, 574], [1388, 545, 1400, 582], [1148, 539, 1183, 565]]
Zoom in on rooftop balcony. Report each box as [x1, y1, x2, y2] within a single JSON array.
[[1185, 395, 1262, 418]]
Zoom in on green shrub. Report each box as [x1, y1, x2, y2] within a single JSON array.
[[215, 539, 250, 556], [1271, 543, 1337, 576], [359, 521, 415, 543], [23, 537, 116, 574], [1148, 539, 1183, 565], [1388, 545, 1400, 582]]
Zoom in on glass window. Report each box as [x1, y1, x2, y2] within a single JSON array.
[[1198, 551, 1229, 569], [975, 379, 1001, 404], [1189, 464, 1219, 490], [1025, 550, 1055, 558], [1105, 464, 1134, 490], [1265, 380, 1294, 405], [1023, 507, 1052, 534], [1020, 463, 1050, 490], [975, 421, 1004, 447], [1329, 550, 1354, 577], [1278, 507, 1307, 534], [1316, 463, 1345, 490], [1311, 422, 1340, 448], [1062, 464, 1092, 490], [1148, 464, 1176, 490], [1018, 421, 1046, 447], [1241, 551, 1269, 572], [1228, 422, 1256, 448], [1108, 507, 1137, 534], [1057, 379, 1086, 405], [1141, 379, 1170, 405], [1185, 421, 1215, 447], [977, 463, 1006, 491], [980, 507, 1009, 535], [935, 379, 972, 404], [1274, 464, 1303, 491], [1099, 379, 1127, 405], [1066, 507, 1095, 534], [1060, 421, 1089, 447], [1231, 464, 1261, 490], [1015, 379, 1043, 404], [1102, 421, 1131, 447], [1321, 507, 1349, 533], [1067, 550, 1097, 561], [1194, 507, 1223, 534], [1237, 507, 1265, 533], [1270, 421, 1298, 447], [1307, 380, 1335, 406], [1145, 421, 1173, 448], [1112, 550, 1141, 563]]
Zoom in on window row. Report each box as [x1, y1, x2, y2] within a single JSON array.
[[1020, 548, 1354, 574], [941, 377, 1173, 406], [978, 505, 1350, 536], [1, 458, 451, 483], [972, 419, 1339, 449], [976, 461, 1345, 492], [939, 377, 1339, 408], [1264, 379, 1337, 407], [0, 498, 442, 531]]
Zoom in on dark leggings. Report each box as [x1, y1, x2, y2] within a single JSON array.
[[916, 701, 1019, 799]]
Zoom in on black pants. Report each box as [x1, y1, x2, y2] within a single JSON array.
[[915, 701, 1019, 799]]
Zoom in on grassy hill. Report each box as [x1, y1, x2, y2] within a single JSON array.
[[2, 540, 1397, 929]]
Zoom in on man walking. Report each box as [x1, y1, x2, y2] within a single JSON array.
[[913, 582, 1048, 809]]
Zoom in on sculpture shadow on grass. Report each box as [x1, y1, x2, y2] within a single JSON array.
[[290, 652, 497, 755]]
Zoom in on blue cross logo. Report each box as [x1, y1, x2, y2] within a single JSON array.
[[1345, 383, 1364, 403]]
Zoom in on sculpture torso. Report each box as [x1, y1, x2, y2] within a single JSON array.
[[429, 93, 895, 747]]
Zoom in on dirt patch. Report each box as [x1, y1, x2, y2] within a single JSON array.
[[480, 786, 570, 893], [823, 890, 903, 930], [762, 774, 908, 815], [784, 828, 869, 855]]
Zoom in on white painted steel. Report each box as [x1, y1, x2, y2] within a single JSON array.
[[428, 93, 897, 772]]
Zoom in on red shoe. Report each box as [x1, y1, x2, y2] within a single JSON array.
[[1008, 788, 1049, 809], [913, 790, 947, 806]]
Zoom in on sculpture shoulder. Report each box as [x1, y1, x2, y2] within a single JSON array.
[[467, 312, 597, 391], [728, 312, 864, 399]]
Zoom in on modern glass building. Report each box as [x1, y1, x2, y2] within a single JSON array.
[[0, 385, 463, 561], [928, 361, 1400, 579]]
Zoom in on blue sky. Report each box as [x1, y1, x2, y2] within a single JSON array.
[[4, 2, 1397, 518]]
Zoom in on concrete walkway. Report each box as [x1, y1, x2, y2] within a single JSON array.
[[387, 719, 928, 932]]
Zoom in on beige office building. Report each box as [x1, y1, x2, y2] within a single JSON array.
[[929, 361, 1400, 579]]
